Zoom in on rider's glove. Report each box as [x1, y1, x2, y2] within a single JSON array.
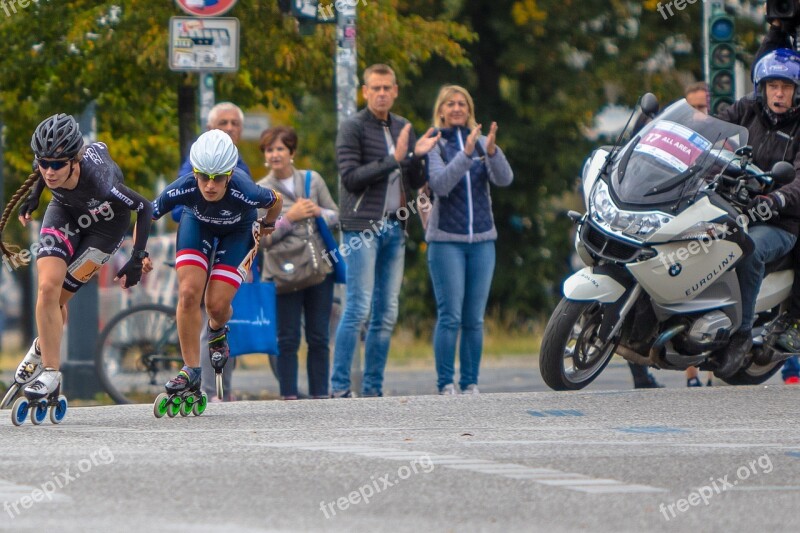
[[747, 194, 782, 223], [17, 192, 40, 219], [115, 250, 148, 289]]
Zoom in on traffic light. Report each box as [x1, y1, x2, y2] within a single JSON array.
[[709, 11, 736, 115]]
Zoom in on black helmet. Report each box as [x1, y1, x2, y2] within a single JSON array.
[[31, 113, 83, 160]]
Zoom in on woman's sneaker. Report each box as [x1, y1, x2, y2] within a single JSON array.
[[15, 338, 42, 385], [23, 368, 61, 400]]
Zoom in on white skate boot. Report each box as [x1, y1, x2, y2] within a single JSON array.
[[24, 368, 62, 401], [15, 338, 43, 385], [1, 338, 42, 409]]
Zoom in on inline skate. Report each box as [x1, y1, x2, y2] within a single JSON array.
[[208, 323, 230, 400], [153, 368, 207, 418], [11, 368, 68, 426]]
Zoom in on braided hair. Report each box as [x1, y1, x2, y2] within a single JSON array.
[[0, 171, 41, 267]]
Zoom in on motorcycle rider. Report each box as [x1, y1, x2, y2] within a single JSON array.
[[714, 44, 800, 378]]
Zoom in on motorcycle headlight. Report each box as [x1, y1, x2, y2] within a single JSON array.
[[590, 180, 672, 240]]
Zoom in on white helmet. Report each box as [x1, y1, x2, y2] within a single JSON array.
[[189, 129, 238, 175]]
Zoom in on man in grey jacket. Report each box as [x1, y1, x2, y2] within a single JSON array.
[[330, 63, 440, 397]]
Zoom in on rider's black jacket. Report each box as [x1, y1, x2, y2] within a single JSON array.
[[716, 24, 800, 236], [718, 97, 800, 235]]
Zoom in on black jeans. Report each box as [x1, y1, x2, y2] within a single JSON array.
[[276, 275, 334, 397]]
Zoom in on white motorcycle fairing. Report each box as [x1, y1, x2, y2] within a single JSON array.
[[563, 267, 626, 303]]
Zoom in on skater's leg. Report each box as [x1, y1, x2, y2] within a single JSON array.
[[35, 257, 74, 370], [176, 265, 207, 368]]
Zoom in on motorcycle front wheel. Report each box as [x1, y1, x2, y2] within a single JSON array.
[[539, 298, 619, 391]]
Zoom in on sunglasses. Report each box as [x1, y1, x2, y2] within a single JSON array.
[[38, 159, 70, 171], [194, 168, 233, 182]]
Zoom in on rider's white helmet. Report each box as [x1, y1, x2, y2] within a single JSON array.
[[189, 129, 238, 175]]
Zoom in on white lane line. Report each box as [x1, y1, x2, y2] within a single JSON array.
[[0, 479, 72, 504], [725, 485, 800, 491], [571, 484, 666, 494], [262, 443, 666, 494]]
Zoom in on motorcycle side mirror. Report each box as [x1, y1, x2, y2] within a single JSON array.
[[640, 93, 659, 118], [770, 161, 796, 186]]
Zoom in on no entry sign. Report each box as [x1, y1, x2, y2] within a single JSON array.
[[175, 0, 238, 17]]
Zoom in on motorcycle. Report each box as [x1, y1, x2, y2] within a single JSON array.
[[540, 95, 798, 390]]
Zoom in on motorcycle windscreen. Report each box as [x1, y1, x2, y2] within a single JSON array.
[[611, 100, 749, 208]]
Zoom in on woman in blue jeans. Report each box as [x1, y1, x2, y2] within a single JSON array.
[[425, 85, 514, 394], [258, 126, 339, 399]]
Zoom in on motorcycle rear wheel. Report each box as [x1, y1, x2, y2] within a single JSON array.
[[720, 357, 783, 385], [539, 298, 618, 390]]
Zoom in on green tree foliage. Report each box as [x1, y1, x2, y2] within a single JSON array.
[[395, 0, 764, 325], [0, 0, 471, 201]]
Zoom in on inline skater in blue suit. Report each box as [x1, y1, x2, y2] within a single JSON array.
[[151, 129, 282, 416]]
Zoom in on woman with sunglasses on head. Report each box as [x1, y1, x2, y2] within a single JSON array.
[[0, 114, 154, 423], [151, 129, 282, 413]]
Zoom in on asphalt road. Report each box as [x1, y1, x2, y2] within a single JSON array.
[[1, 366, 798, 533]]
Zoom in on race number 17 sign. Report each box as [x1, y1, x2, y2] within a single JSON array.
[[175, 0, 238, 17]]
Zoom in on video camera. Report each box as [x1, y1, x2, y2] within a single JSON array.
[[767, 0, 800, 29]]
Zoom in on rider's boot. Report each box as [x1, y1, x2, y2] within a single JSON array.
[[776, 318, 800, 353], [715, 330, 752, 379]]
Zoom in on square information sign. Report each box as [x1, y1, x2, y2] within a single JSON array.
[[169, 17, 240, 72]]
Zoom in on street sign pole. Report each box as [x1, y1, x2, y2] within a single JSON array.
[[335, 2, 360, 390], [336, 3, 358, 125], [199, 71, 215, 130]]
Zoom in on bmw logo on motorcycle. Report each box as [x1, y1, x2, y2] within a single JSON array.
[[668, 263, 682, 277]]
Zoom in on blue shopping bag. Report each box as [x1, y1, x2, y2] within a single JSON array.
[[228, 279, 278, 356], [306, 171, 347, 284]]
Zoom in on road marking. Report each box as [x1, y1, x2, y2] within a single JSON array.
[[616, 426, 689, 434], [0, 479, 72, 505], [528, 409, 585, 417], [261, 443, 667, 494]]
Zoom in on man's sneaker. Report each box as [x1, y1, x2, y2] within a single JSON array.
[[23, 368, 61, 400], [208, 324, 230, 372], [331, 389, 352, 398], [15, 338, 42, 385], [715, 330, 752, 379], [462, 384, 480, 395], [361, 390, 383, 398], [687, 377, 702, 387], [776, 319, 800, 352], [439, 383, 457, 395], [785, 376, 800, 385], [165, 368, 200, 395]]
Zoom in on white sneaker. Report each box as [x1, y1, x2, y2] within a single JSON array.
[[24, 368, 61, 400], [439, 383, 457, 395], [15, 338, 42, 385], [462, 384, 479, 395]]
